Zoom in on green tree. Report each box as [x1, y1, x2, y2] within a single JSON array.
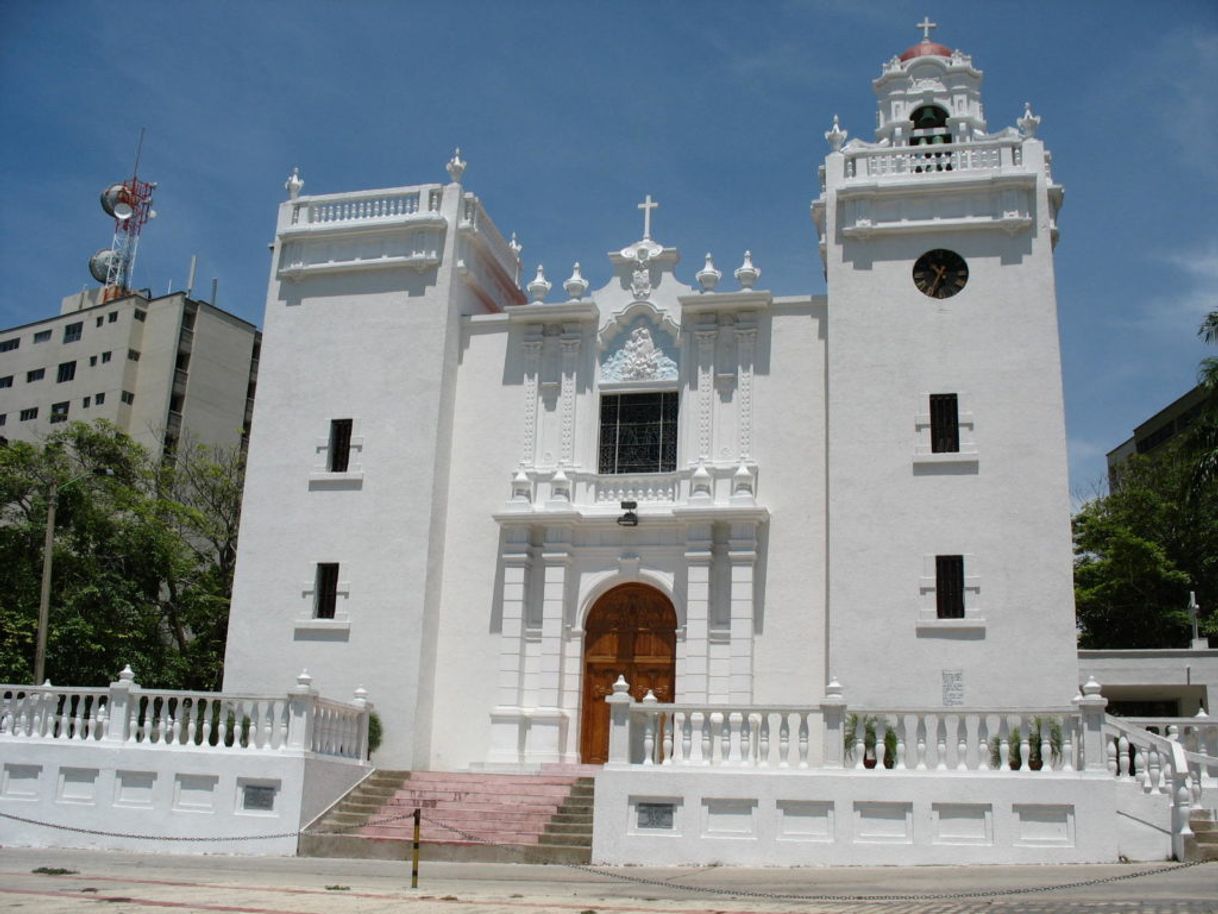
[[0, 422, 243, 689]]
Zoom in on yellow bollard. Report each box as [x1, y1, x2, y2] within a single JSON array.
[[411, 807, 421, 889]]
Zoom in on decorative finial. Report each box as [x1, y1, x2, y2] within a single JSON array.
[[508, 232, 523, 286], [118, 664, 135, 682], [612, 675, 630, 694], [735, 250, 760, 289], [696, 253, 722, 293], [285, 166, 304, 200], [563, 262, 589, 300], [527, 264, 551, 302], [297, 669, 313, 688], [826, 114, 848, 152], [916, 16, 938, 41], [1017, 102, 1041, 138], [446, 147, 467, 182], [637, 193, 659, 241]]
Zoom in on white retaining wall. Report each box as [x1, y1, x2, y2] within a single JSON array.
[[592, 768, 1171, 866]]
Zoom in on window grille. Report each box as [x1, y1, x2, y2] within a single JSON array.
[[598, 392, 679, 475], [935, 555, 965, 619], [63, 322, 83, 343], [328, 419, 353, 472], [57, 361, 76, 383], [930, 393, 960, 453]]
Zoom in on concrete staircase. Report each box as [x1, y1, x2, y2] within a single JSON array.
[[1185, 808, 1218, 862], [299, 769, 595, 864]]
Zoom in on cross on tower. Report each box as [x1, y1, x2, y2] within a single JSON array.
[[916, 16, 938, 41], [638, 194, 659, 240]]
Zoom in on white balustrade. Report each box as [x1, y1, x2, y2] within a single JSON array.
[[1, 671, 369, 761], [843, 139, 1022, 179], [595, 473, 680, 505], [307, 192, 421, 225], [459, 194, 517, 282]]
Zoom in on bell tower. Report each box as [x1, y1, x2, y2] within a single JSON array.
[[813, 24, 1078, 709]]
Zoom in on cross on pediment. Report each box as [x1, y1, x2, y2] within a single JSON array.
[[638, 194, 659, 240], [916, 16, 938, 41]]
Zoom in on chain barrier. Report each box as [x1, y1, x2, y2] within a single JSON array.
[[2, 806, 1212, 903]]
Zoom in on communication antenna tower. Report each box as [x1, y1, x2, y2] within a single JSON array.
[[89, 129, 157, 302]]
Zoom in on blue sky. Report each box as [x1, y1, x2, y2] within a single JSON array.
[[2, 0, 1215, 496]]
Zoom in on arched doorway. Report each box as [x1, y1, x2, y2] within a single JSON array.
[[579, 583, 677, 764]]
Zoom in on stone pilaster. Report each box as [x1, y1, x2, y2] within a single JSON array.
[[728, 522, 758, 703], [695, 325, 717, 463], [680, 524, 714, 703], [736, 317, 756, 461], [520, 332, 542, 467], [559, 333, 580, 466]]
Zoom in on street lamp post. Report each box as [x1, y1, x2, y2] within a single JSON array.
[[33, 468, 112, 685]]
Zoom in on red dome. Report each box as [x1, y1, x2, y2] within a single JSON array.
[[899, 40, 952, 62]]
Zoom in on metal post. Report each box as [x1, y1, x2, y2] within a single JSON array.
[[411, 807, 421, 888], [33, 481, 58, 685]]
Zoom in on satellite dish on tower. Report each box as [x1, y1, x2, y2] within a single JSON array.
[[101, 183, 134, 220], [88, 249, 113, 283]]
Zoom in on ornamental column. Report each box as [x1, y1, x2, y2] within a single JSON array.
[[559, 332, 581, 467], [694, 324, 717, 464], [520, 331, 543, 468]]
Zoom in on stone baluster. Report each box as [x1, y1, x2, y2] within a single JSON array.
[[662, 710, 674, 765], [998, 718, 1011, 771], [352, 687, 370, 761], [875, 718, 888, 770], [957, 715, 970, 771], [1148, 747, 1162, 795], [1117, 735, 1131, 778], [797, 713, 810, 769], [1040, 722, 1053, 772], [700, 712, 713, 765], [935, 715, 948, 771], [778, 713, 791, 768], [976, 715, 990, 771], [642, 690, 658, 765], [1134, 744, 1147, 790], [758, 712, 771, 767], [679, 712, 692, 764], [1017, 718, 1031, 772], [1060, 718, 1074, 772]]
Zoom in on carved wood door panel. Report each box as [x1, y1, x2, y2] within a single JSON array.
[[580, 583, 677, 764]]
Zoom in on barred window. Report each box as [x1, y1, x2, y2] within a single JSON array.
[[936, 555, 965, 619], [63, 322, 83, 343], [930, 393, 960, 453], [598, 392, 679, 475]]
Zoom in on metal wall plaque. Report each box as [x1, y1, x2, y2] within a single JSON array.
[[242, 784, 276, 811], [637, 802, 675, 830]]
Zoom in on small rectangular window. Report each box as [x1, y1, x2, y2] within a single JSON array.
[[101, 351, 112, 363], [935, 555, 965, 619], [315, 563, 340, 619], [0, 375, 11, 388], [108, 311, 118, 323], [0, 338, 19, 352], [121, 390, 134, 405], [82, 396, 91, 409], [19, 407, 38, 421], [0, 414, 5, 426], [27, 368, 44, 382], [930, 394, 960, 454], [242, 784, 275, 811], [95, 392, 106, 405], [33, 330, 51, 344], [133, 309, 146, 322], [63, 322, 83, 343], [96, 316, 104, 328], [57, 361, 76, 383], [127, 349, 140, 362], [328, 419, 353, 472], [50, 401, 69, 424], [89, 355, 97, 366]]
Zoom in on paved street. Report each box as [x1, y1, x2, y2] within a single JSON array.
[[0, 847, 1214, 914]]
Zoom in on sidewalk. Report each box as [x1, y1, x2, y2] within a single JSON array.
[[0, 846, 1214, 914]]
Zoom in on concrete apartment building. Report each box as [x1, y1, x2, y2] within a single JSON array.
[[0, 288, 260, 457]]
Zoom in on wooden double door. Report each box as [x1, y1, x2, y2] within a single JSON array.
[[579, 583, 677, 764]]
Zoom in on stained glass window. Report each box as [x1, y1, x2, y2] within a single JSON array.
[[599, 392, 679, 474]]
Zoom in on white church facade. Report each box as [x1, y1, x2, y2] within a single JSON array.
[[223, 27, 1081, 776]]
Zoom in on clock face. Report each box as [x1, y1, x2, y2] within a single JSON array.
[[912, 249, 968, 299]]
